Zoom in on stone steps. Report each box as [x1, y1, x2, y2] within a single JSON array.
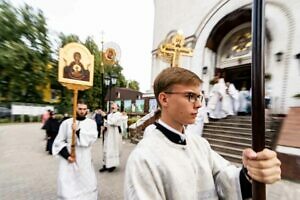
[[204, 128, 274, 139], [215, 150, 243, 164], [202, 115, 283, 164], [208, 121, 252, 128], [128, 113, 283, 165], [204, 133, 252, 143], [204, 125, 252, 133], [211, 143, 243, 156], [205, 137, 251, 149]]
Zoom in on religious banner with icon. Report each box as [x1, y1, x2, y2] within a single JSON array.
[[57, 42, 94, 160], [58, 42, 94, 87]]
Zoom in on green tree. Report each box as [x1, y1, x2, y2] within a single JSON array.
[[0, 1, 51, 103], [58, 33, 80, 47], [48, 59, 73, 114], [127, 80, 140, 91], [82, 36, 102, 110], [105, 61, 127, 88]]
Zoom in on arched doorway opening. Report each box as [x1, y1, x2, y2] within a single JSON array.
[[205, 8, 271, 91], [223, 64, 251, 90], [217, 23, 252, 90], [205, 9, 252, 91]]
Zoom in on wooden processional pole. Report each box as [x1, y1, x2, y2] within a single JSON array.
[[252, 0, 266, 199], [70, 88, 78, 158]]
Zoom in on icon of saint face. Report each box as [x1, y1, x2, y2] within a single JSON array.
[[74, 52, 81, 61]]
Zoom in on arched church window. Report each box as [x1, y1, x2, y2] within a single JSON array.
[[220, 26, 252, 62], [231, 32, 251, 57]]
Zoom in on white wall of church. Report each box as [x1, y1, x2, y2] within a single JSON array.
[[284, 0, 300, 110], [201, 48, 216, 96], [153, 0, 220, 48], [264, 1, 300, 113], [265, 2, 292, 114], [152, 0, 300, 113]]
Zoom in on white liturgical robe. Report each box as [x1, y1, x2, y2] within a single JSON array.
[[208, 78, 227, 119], [124, 126, 243, 200], [222, 83, 239, 116], [103, 111, 123, 168], [52, 117, 98, 200]]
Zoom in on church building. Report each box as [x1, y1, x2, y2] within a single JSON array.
[[150, 0, 300, 114]]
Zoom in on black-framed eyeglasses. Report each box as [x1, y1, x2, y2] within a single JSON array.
[[164, 91, 203, 103]]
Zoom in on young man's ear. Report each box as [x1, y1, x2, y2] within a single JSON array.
[[158, 92, 169, 107]]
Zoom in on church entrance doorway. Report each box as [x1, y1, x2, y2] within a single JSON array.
[[222, 64, 251, 91]]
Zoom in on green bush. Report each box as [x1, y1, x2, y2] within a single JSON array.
[[128, 116, 141, 126], [0, 118, 10, 123], [0, 115, 43, 123], [55, 114, 64, 120], [24, 115, 30, 122]]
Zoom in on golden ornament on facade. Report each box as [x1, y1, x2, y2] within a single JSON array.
[[157, 32, 193, 67]]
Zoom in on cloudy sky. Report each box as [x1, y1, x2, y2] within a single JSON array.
[[12, 0, 154, 92]]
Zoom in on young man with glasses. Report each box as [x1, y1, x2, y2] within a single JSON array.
[[124, 67, 281, 200]]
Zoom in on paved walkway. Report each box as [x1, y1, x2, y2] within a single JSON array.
[[0, 123, 299, 200], [0, 123, 135, 200]]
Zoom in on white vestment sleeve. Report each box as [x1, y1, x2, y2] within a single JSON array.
[[208, 84, 220, 110], [124, 149, 165, 200], [209, 147, 243, 199], [77, 120, 98, 147], [52, 120, 69, 156], [228, 84, 240, 113], [107, 112, 123, 126], [218, 78, 227, 97]]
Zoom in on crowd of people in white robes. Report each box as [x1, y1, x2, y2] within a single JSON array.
[[207, 77, 251, 119], [182, 77, 252, 137]]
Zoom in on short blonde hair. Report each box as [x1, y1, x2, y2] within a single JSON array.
[[153, 67, 202, 106]]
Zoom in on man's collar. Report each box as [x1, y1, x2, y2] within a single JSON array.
[[76, 116, 86, 121], [155, 120, 186, 145]]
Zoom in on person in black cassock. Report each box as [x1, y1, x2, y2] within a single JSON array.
[[94, 108, 105, 138], [43, 111, 60, 155]]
